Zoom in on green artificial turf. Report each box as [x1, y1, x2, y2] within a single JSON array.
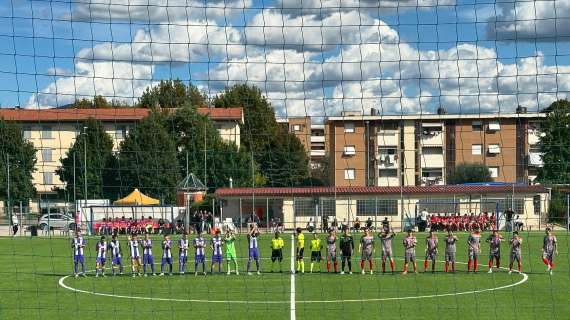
[[0, 231, 569, 320]]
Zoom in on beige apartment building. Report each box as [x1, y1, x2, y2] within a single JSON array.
[[326, 111, 546, 187], [0, 107, 243, 205]]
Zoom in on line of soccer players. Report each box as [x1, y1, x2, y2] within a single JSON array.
[[71, 225, 559, 277]]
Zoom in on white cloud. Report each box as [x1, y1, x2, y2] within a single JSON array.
[[70, 0, 251, 23], [27, 61, 154, 108], [487, 0, 570, 40], [76, 21, 244, 63]]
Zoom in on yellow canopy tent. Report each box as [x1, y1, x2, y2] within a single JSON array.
[[113, 188, 160, 205]]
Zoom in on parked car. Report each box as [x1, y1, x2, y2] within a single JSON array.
[[38, 213, 76, 230]]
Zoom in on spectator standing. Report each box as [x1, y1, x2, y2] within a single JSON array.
[[419, 208, 429, 232], [11, 212, 19, 236], [504, 208, 514, 232]]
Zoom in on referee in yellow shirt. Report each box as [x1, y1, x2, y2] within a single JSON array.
[[296, 227, 305, 273], [270, 232, 285, 272], [310, 232, 323, 273]]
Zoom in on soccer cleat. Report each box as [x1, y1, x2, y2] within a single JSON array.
[[159, 273, 165, 276], [95, 274, 99, 278], [81, 273, 87, 277], [144, 274, 148, 277], [248, 272, 253, 276], [195, 272, 198, 276], [349, 271, 353, 275], [236, 271, 239, 275], [361, 270, 365, 275], [550, 270, 553, 275], [132, 274, 136, 278], [340, 271, 345, 275], [74, 274, 79, 278], [138, 273, 142, 277], [370, 270, 373, 275], [203, 272, 207, 276], [180, 272, 185, 275], [227, 271, 231, 275], [102, 274, 106, 277], [257, 271, 261, 275], [488, 269, 493, 274], [401, 271, 408, 275]]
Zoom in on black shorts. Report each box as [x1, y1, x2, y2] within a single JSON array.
[[341, 251, 352, 260], [297, 248, 305, 260], [311, 251, 321, 262], [271, 249, 283, 262]]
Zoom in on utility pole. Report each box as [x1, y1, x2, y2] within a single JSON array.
[[6, 154, 11, 222], [203, 123, 207, 186], [73, 153, 76, 217]]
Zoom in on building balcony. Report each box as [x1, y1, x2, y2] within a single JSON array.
[[420, 131, 444, 146], [377, 131, 399, 146], [310, 136, 325, 143], [528, 152, 544, 167], [311, 149, 326, 157]]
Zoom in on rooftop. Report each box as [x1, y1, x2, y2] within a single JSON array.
[[215, 184, 548, 197], [0, 107, 243, 122], [327, 112, 546, 122]]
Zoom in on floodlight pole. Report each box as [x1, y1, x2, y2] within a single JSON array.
[[6, 154, 11, 225]]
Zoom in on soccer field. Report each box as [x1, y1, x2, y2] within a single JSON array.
[[0, 231, 568, 320]]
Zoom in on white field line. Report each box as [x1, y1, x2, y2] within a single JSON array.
[[290, 234, 296, 320], [58, 260, 528, 304]]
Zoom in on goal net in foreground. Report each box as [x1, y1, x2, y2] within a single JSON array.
[[0, 0, 570, 319]]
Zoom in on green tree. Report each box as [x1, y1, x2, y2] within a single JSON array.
[[257, 127, 309, 187], [537, 99, 570, 184], [168, 104, 253, 190], [56, 118, 118, 200], [306, 154, 331, 186], [138, 80, 206, 109], [447, 163, 493, 184], [117, 112, 181, 203], [72, 95, 112, 108], [0, 119, 37, 203], [214, 84, 310, 186]]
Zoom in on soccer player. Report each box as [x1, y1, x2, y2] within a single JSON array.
[[359, 228, 375, 275], [542, 227, 558, 275], [402, 230, 417, 275], [71, 231, 86, 277], [339, 227, 354, 274], [160, 234, 173, 276], [296, 227, 305, 274], [270, 231, 285, 272], [194, 231, 207, 276], [509, 231, 523, 274], [444, 230, 458, 273], [326, 229, 338, 273], [379, 229, 396, 273], [142, 233, 155, 276], [109, 234, 123, 275], [467, 228, 482, 272], [247, 224, 261, 275], [309, 232, 323, 273], [423, 230, 438, 273], [95, 236, 107, 277], [128, 234, 142, 277], [486, 230, 503, 273], [211, 229, 224, 274], [224, 228, 239, 275], [179, 232, 189, 274]]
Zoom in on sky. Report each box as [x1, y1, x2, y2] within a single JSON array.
[[1, 0, 570, 120]]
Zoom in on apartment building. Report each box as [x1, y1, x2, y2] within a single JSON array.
[[327, 111, 546, 187], [277, 117, 328, 167], [0, 107, 243, 199]]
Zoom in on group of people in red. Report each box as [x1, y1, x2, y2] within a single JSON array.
[[94, 216, 170, 235], [428, 212, 497, 232]]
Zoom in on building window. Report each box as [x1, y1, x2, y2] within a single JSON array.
[[344, 122, 355, 133], [292, 124, 302, 132], [472, 121, 482, 131], [41, 126, 52, 139], [472, 144, 482, 155], [344, 169, 355, 180], [294, 198, 316, 217], [22, 126, 32, 139], [488, 121, 501, 131], [41, 149, 53, 162], [488, 144, 501, 154], [43, 172, 53, 185], [320, 198, 336, 217], [343, 145, 356, 156], [489, 167, 499, 178], [116, 125, 127, 139], [356, 199, 398, 216]]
